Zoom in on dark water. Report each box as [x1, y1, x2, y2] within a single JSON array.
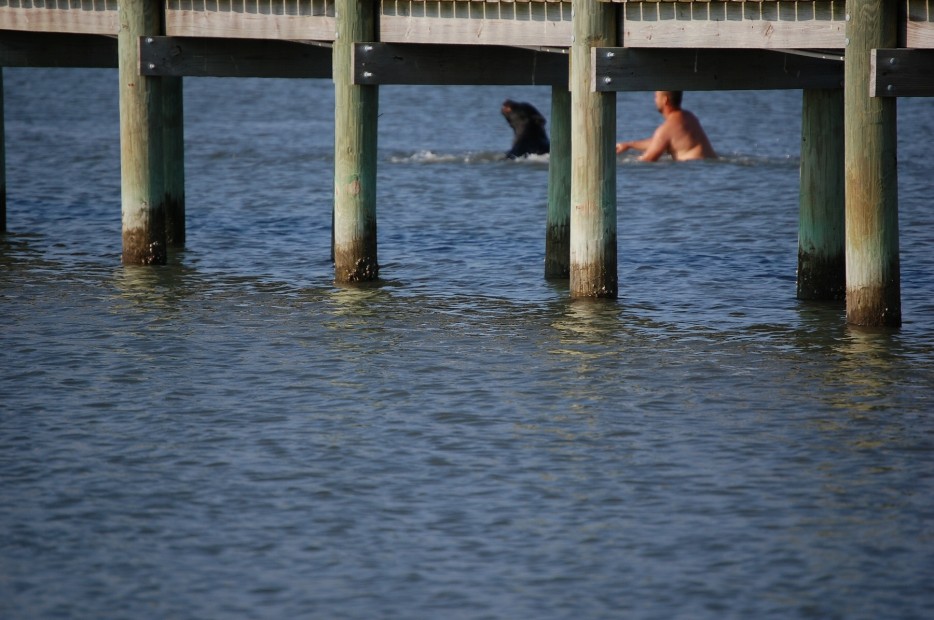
[[2, 69, 933, 619]]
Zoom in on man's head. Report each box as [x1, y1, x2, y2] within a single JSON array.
[[654, 91, 684, 113]]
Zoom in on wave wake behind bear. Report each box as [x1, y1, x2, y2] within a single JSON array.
[[388, 150, 549, 165]]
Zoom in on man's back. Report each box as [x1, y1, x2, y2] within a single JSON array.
[[616, 91, 717, 162], [660, 109, 717, 161]]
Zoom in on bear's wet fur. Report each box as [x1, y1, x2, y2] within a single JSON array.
[[501, 99, 550, 159]]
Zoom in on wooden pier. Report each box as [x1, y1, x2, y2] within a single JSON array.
[[2, 1, 932, 326]]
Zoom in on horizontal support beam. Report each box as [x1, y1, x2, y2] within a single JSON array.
[[138, 36, 331, 78], [0, 6, 118, 35], [594, 48, 843, 92], [378, 2, 572, 48], [871, 49, 934, 97], [353, 43, 568, 86], [0, 30, 116, 68], [164, 3, 336, 41], [619, 0, 846, 50]]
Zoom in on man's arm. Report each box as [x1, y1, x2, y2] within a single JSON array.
[[636, 125, 671, 162], [616, 138, 653, 154]]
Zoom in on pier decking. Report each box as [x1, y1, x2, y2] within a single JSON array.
[[1, 0, 931, 326]]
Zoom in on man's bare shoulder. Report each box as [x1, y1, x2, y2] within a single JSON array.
[[654, 119, 675, 140]]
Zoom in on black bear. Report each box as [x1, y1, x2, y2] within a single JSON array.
[[501, 99, 550, 159]]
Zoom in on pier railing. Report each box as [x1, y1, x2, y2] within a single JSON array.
[[6, 0, 931, 47], [1, 0, 931, 327]]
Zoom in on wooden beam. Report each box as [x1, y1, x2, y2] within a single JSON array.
[[0, 31, 117, 68], [119, 0, 166, 265], [165, 0, 336, 41], [871, 49, 934, 97], [333, 0, 379, 283], [163, 76, 185, 247], [353, 43, 567, 86], [379, 1, 572, 48], [546, 86, 571, 279], [138, 36, 331, 79], [619, 0, 845, 50], [570, 0, 617, 299], [798, 88, 845, 301], [1, 69, 5, 234], [594, 48, 843, 92], [0, 4, 118, 35], [845, 0, 900, 327]]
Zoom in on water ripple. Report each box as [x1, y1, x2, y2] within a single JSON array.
[[2, 71, 932, 620]]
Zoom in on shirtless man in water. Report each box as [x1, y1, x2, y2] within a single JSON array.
[[616, 91, 716, 162]]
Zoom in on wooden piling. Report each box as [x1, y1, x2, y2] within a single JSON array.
[[333, 0, 379, 282], [844, 0, 900, 326], [797, 88, 845, 301], [570, 0, 617, 298], [1, 69, 5, 235], [163, 76, 185, 247], [546, 85, 571, 279], [119, 0, 166, 264]]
